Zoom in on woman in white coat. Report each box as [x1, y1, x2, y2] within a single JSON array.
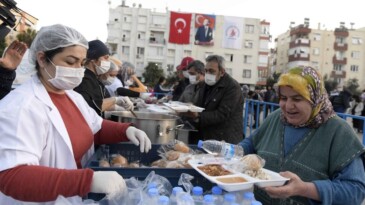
[[0, 24, 151, 205]]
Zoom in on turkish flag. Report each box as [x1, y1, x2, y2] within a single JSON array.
[[169, 11, 192, 44]]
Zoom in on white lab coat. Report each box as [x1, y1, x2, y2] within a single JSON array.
[[0, 75, 103, 205]]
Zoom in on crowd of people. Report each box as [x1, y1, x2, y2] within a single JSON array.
[[0, 23, 364, 205]]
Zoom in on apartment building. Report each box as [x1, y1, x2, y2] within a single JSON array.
[[273, 20, 365, 88], [106, 2, 270, 85]]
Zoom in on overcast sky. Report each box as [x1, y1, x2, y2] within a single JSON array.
[[16, 0, 364, 48]]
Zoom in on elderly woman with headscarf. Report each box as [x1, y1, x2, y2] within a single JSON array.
[[0, 24, 151, 205], [240, 66, 365, 205]]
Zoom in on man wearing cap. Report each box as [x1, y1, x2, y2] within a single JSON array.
[[74, 40, 133, 117], [172, 57, 194, 101]]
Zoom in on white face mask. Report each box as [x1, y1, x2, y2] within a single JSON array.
[[95, 60, 111, 75], [189, 74, 198, 85], [183, 70, 189, 79], [44, 60, 85, 90], [205, 73, 217, 86], [101, 76, 116, 85]]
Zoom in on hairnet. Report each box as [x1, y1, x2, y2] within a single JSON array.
[[29, 24, 88, 66]]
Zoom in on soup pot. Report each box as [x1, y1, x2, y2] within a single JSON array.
[[111, 111, 183, 144]]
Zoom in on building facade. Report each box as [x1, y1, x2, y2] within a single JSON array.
[[106, 2, 270, 85], [273, 20, 365, 88]]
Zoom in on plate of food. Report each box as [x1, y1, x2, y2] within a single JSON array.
[[188, 154, 289, 192]]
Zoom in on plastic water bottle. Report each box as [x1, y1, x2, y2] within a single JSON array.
[[158, 195, 170, 205], [170, 187, 184, 205], [203, 194, 215, 205], [223, 193, 236, 205], [192, 186, 204, 205], [147, 188, 159, 204], [198, 140, 244, 160], [177, 192, 195, 205], [211, 186, 224, 204], [241, 192, 255, 205]]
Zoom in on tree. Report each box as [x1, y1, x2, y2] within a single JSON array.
[[323, 74, 338, 94], [346, 78, 360, 95], [266, 72, 281, 87], [16, 28, 37, 47], [142, 63, 164, 88]]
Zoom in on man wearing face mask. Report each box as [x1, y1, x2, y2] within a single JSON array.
[[185, 55, 243, 144], [172, 57, 194, 101], [74, 40, 133, 117], [179, 60, 205, 103]]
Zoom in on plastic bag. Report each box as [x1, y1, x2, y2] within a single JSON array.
[[178, 173, 194, 194], [143, 171, 172, 196]]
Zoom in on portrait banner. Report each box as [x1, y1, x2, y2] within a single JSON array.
[[168, 11, 192, 44], [194, 13, 215, 46]]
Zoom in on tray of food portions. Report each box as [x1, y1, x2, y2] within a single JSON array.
[[163, 101, 205, 113], [188, 154, 289, 192]]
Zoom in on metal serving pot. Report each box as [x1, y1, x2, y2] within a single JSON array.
[[111, 111, 183, 144]]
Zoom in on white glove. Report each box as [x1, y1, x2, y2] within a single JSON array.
[[90, 171, 126, 195], [139, 92, 151, 100], [114, 104, 126, 111], [126, 126, 152, 153], [115, 96, 134, 111]]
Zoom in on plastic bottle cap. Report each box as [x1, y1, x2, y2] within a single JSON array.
[[251, 201, 262, 205], [147, 182, 158, 189], [158, 195, 169, 203], [243, 192, 255, 200], [197, 140, 203, 148], [203, 194, 214, 202], [224, 193, 236, 202], [212, 186, 222, 195], [148, 188, 158, 196], [192, 186, 203, 195], [172, 187, 183, 195]]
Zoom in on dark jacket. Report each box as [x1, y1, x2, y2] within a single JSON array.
[[194, 73, 243, 144], [74, 68, 109, 116], [0, 67, 15, 100], [172, 78, 189, 101]]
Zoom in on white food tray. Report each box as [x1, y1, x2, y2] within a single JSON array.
[[188, 156, 289, 192], [163, 101, 205, 113]]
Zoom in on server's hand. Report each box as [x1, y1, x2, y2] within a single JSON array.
[[126, 126, 152, 153], [115, 96, 134, 111], [90, 171, 126, 195]]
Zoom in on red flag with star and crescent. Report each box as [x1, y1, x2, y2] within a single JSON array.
[[169, 11, 192, 44]]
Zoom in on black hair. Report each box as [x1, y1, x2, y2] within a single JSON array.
[[187, 60, 205, 74]]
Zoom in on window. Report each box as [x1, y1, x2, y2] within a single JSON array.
[[168, 49, 175, 56], [312, 48, 320, 55], [261, 26, 269, 35], [244, 55, 252, 64], [244, 40, 253, 48], [242, 69, 251, 78], [114, 18, 118, 22], [351, 51, 360, 59], [335, 37, 345, 44], [137, 47, 144, 55], [352, 37, 363, 45], [245, 25, 254, 33], [122, 46, 130, 55], [225, 54, 233, 62], [333, 64, 343, 71], [184, 50, 192, 56], [313, 33, 321, 41], [311, 61, 319, 69], [349, 65, 358, 72]]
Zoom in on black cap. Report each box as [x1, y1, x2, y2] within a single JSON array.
[[87, 40, 109, 60]]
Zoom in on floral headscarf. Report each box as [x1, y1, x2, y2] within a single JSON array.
[[277, 66, 336, 128]]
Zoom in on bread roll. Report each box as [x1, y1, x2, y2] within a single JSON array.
[[99, 159, 110, 167], [174, 142, 190, 153], [111, 154, 128, 166], [166, 150, 180, 161], [241, 154, 264, 171]]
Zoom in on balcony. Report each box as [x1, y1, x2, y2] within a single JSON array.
[[334, 28, 349, 37], [333, 43, 348, 51], [332, 56, 347, 64], [290, 25, 311, 36], [288, 53, 310, 62], [330, 70, 346, 78], [149, 38, 166, 46], [289, 38, 311, 48]]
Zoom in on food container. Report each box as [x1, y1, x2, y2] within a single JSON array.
[[111, 111, 183, 144], [188, 157, 289, 192]]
